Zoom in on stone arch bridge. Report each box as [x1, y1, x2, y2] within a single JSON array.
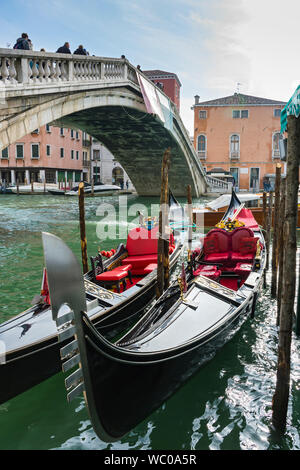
[[0, 49, 228, 196]]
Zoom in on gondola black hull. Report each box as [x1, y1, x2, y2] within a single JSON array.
[[78, 292, 256, 441], [0, 246, 182, 405]]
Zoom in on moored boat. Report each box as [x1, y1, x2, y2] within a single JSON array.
[[194, 192, 300, 227], [0, 195, 185, 405], [48, 182, 122, 197], [44, 190, 266, 442]]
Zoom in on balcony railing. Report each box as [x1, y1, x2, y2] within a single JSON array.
[[197, 151, 206, 160], [272, 150, 280, 160], [230, 152, 240, 160]]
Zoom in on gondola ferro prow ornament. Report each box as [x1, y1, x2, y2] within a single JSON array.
[[42, 232, 87, 402]]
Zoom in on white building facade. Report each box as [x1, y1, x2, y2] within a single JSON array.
[[90, 139, 135, 190]]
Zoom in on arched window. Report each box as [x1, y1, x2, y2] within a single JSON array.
[[230, 134, 240, 159], [197, 134, 206, 159], [272, 132, 280, 158]]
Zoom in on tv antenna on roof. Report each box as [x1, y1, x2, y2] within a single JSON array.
[[236, 82, 242, 93]]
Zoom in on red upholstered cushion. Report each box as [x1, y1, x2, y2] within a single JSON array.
[[234, 263, 252, 276], [144, 263, 157, 274], [204, 235, 219, 254], [230, 227, 254, 252], [239, 237, 258, 254], [114, 264, 132, 272], [193, 264, 221, 280], [204, 253, 229, 263], [126, 226, 159, 256], [96, 269, 128, 281], [206, 229, 230, 252], [122, 254, 157, 268], [231, 252, 254, 262]]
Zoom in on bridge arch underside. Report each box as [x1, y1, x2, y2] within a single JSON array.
[[58, 105, 197, 197]]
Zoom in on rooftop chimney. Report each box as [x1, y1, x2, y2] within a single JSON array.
[[194, 95, 200, 105]]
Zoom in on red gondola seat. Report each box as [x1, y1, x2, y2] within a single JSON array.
[[143, 263, 158, 274], [203, 229, 230, 264], [193, 264, 221, 281], [231, 228, 257, 263], [234, 263, 252, 277], [122, 226, 171, 275]]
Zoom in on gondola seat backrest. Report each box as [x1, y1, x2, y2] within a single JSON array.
[[204, 229, 230, 254], [203, 229, 231, 264], [230, 227, 254, 252], [122, 226, 159, 275], [230, 226, 257, 263], [126, 226, 159, 255]]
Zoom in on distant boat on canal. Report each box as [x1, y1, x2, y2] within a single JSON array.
[[1, 182, 130, 196], [48, 182, 124, 197]]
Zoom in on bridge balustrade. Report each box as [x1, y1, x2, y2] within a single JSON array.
[[0, 50, 138, 87]]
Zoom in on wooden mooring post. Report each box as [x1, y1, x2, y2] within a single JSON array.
[[16, 178, 19, 195], [156, 148, 171, 299], [271, 164, 282, 298], [78, 182, 89, 274], [276, 179, 286, 325], [262, 191, 267, 287], [272, 114, 300, 433], [266, 191, 273, 271], [187, 184, 193, 253]]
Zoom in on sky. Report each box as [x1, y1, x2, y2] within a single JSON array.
[[0, 0, 299, 135]]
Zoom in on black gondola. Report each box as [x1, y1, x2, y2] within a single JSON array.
[[43, 190, 266, 442], [0, 195, 185, 405]]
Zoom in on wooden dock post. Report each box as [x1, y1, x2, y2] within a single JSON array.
[[295, 254, 300, 336], [91, 177, 94, 197], [156, 148, 171, 298], [16, 178, 19, 195], [266, 191, 273, 270], [78, 182, 89, 274], [272, 114, 300, 433], [276, 180, 286, 325], [187, 184, 193, 254], [271, 165, 282, 298], [262, 191, 267, 287]]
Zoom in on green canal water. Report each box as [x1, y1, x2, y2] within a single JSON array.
[[0, 193, 299, 451]]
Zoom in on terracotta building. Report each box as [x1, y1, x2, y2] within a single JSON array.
[[192, 93, 286, 191], [0, 125, 90, 185], [143, 70, 181, 111]]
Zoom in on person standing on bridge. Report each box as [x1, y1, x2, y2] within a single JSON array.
[[74, 45, 87, 55], [56, 42, 71, 54], [13, 33, 30, 50]]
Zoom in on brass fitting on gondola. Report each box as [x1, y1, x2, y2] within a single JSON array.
[[177, 276, 186, 301], [254, 239, 261, 270]]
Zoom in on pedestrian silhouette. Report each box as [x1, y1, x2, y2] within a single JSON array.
[[56, 42, 71, 54], [13, 33, 30, 50], [74, 45, 87, 55]]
